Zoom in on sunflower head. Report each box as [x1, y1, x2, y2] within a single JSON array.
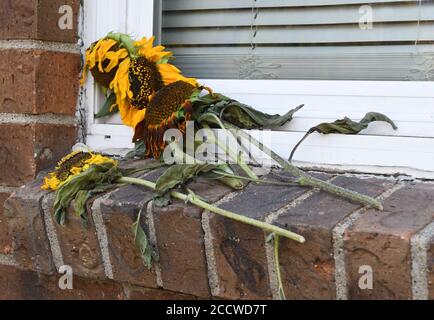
[[81, 38, 129, 88], [81, 33, 199, 129], [129, 57, 163, 109], [133, 80, 197, 159], [42, 151, 117, 191]]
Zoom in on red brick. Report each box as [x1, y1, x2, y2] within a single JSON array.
[[275, 176, 393, 299], [206, 172, 330, 299], [45, 194, 106, 280], [152, 177, 233, 298], [99, 183, 158, 288], [0, 49, 80, 115], [428, 238, 434, 300], [124, 285, 197, 300], [0, 192, 13, 254], [3, 176, 55, 274], [345, 183, 434, 300], [153, 200, 210, 297], [0, 123, 76, 187], [0, 0, 79, 43], [0, 265, 126, 300]]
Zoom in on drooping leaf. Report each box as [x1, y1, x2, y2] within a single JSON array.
[[54, 162, 122, 225], [73, 183, 116, 228], [124, 141, 147, 159], [289, 112, 398, 161], [220, 101, 303, 129], [94, 92, 118, 119], [73, 190, 90, 227], [201, 163, 246, 190], [191, 93, 230, 112], [132, 208, 153, 270], [193, 94, 303, 130], [155, 163, 219, 196]]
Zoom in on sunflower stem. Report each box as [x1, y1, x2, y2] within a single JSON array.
[[118, 176, 305, 243], [225, 122, 383, 210], [211, 170, 298, 187], [200, 121, 259, 181], [272, 234, 286, 300]]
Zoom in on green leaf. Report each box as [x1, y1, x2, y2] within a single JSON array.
[[359, 112, 398, 130], [191, 93, 230, 111], [153, 193, 171, 207], [54, 162, 122, 225], [132, 208, 153, 270], [155, 163, 219, 196], [289, 112, 398, 161], [192, 94, 303, 129], [73, 183, 116, 228], [201, 164, 246, 190], [124, 141, 147, 159], [73, 190, 90, 228], [94, 92, 118, 119], [221, 102, 303, 129]]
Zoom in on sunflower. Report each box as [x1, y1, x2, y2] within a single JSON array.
[[80, 38, 128, 88], [42, 151, 117, 191], [81, 33, 198, 129], [133, 80, 199, 159]]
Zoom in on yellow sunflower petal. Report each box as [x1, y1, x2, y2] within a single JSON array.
[[88, 39, 104, 69], [104, 49, 128, 72], [41, 151, 117, 191], [97, 39, 117, 72], [110, 57, 132, 102], [118, 100, 147, 128], [135, 36, 173, 63], [157, 63, 198, 87], [85, 153, 118, 166]]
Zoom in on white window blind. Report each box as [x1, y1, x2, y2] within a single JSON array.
[[161, 0, 434, 80]]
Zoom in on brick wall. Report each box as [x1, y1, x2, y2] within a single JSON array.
[[0, 0, 80, 257], [1, 1, 433, 301], [1, 158, 434, 300]]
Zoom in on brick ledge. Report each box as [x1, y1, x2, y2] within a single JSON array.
[[1, 160, 434, 300]]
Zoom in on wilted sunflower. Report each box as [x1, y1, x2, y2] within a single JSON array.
[[42, 151, 117, 191], [133, 80, 200, 159], [81, 38, 128, 88], [81, 33, 198, 128]]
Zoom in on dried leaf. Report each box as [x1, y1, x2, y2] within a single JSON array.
[[192, 94, 303, 129], [220, 101, 303, 129], [155, 163, 219, 196], [73, 184, 115, 228], [289, 112, 398, 161], [54, 162, 122, 225], [132, 208, 153, 270], [201, 164, 246, 190]]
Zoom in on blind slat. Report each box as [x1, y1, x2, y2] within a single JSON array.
[[163, 0, 415, 11], [164, 23, 434, 45], [161, 0, 434, 80], [163, 4, 434, 28]]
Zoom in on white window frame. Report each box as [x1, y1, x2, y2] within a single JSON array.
[[81, 0, 434, 179]]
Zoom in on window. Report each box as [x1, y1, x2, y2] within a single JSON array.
[[161, 0, 434, 80], [83, 0, 434, 178]]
